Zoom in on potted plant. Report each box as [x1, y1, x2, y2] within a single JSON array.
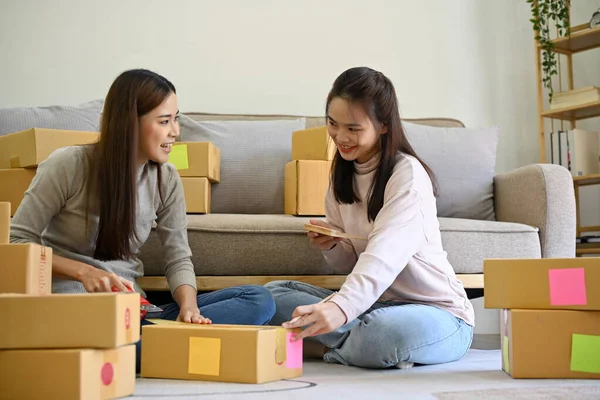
[[526, 0, 571, 103]]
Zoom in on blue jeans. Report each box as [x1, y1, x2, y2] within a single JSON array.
[[265, 281, 473, 368], [135, 285, 275, 373]]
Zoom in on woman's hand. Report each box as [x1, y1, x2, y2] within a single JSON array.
[[79, 268, 134, 293], [282, 302, 347, 341], [307, 219, 342, 251], [177, 306, 212, 324]]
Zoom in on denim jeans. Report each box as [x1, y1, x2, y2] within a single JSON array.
[[265, 280, 473, 368], [135, 285, 275, 373]]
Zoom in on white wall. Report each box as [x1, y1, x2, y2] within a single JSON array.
[[1, 0, 599, 334]]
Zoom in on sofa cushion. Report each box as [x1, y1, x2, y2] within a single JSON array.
[[139, 215, 540, 277], [0, 99, 104, 136], [403, 122, 500, 221], [178, 116, 306, 214]]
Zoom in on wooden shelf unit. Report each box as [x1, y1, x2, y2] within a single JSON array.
[[549, 25, 600, 54]]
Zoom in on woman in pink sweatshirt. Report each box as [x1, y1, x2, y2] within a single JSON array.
[[265, 67, 475, 369]]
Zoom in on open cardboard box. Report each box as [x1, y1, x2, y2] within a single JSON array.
[[141, 319, 303, 384]]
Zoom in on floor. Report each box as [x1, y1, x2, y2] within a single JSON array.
[[130, 335, 599, 399]]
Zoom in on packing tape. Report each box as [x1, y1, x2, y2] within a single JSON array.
[[275, 327, 287, 365], [9, 156, 21, 168], [100, 349, 120, 399], [38, 246, 49, 295]]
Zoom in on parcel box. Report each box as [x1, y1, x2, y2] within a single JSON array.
[[168, 142, 221, 182], [501, 309, 600, 379], [141, 321, 303, 384], [284, 160, 332, 216], [0, 128, 99, 168], [0, 202, 8, 244], [181, 177, 211, 214], [292, 126, 336, 161], [0, 344, 136, 400], [0, 243, 52, 295], [484, 258, 600, 310], [0, 168, 37, 216], [0, 292, 140, 349]]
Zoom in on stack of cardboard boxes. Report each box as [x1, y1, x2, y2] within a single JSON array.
[[167, 142, 221, 214], [0, 128, 99, 216], [0, 201, 139, 399], [285, 126, 335, 216], [484, 258, 600, 379]]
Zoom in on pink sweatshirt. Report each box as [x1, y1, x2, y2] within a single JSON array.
[[326, 152, 475, 326]]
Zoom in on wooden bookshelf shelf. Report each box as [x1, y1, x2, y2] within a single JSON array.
[[549, 26, 600, 54], [573, 174, 600, 186], [541, 100, 600, 121]]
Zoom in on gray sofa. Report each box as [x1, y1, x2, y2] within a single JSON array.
[[135, 113, 577, 292]]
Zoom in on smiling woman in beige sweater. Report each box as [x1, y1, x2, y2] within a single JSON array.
[[266, 67, 474, 370], [10, 69, 275, 372]]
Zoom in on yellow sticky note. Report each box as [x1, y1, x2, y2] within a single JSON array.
[[188, 337, 221, 376], [503, 336, 510, 373], [169, 144, 189, 170]]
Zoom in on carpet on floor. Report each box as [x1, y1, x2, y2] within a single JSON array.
[[131, 349, 599, 399]]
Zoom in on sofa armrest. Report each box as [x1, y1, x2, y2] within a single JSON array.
[[494, 164, 575, 258]]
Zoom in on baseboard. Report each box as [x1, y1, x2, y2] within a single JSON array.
[[138, 274, 483, 291]]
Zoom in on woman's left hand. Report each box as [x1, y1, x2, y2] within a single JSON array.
[[177, 306, 212, 324], [282, 302, 347, 341]]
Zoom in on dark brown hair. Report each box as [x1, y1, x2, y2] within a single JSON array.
[[326, 67, 438, 222], [88, 69, 175, 261]]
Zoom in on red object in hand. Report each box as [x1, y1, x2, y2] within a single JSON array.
[[112, 286, 150, 319]]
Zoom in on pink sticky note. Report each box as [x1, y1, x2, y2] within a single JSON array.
[[548, 268, 587, 306], [286, 332, 303, 369]]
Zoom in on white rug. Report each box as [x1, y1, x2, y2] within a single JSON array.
[[131, 350, 599, 399]]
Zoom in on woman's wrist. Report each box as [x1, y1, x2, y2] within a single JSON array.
[[173, 284, 198, 309]]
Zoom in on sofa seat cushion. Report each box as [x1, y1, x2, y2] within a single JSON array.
[[138, 215, 541, 276], [439, 217, 540, 273]]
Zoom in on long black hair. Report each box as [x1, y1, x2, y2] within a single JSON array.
[[327, 67, 438, 222]]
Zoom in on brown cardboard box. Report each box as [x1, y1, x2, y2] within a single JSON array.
[[0, 292, 140, 349], [292, 126, 336, 161], [284, 160, 332, 216], [0, 344, 136, 400], [141, 321, 303, 383], [501, 309, 600, 378], [484, 258, 600, 310], [0, 243, 52, 295], [0, 169, 37, 216], [181, 177, 211, 213], [0, 202, 9, 244], [0, 128, 99, 168], [168, 142, 221, 182]]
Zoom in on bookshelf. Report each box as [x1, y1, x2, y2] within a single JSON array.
[[533, 12, 600, 256]]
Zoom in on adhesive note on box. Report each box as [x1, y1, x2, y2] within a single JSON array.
[[286, 332, 303, 369], [503, 336, 510, 373], [570, 333, 600, 374], [188, 337, 221, 376], [169, 144, 189, 170], [548, 268, 587, 306]]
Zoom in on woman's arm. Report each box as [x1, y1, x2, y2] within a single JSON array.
[[154, 165, 198, 309], [329, 160, 429, 323], [321, 186, 358, 273]]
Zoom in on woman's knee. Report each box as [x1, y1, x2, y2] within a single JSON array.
[[239, 285, 276, 323]]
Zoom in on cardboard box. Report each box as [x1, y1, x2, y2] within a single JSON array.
[[501, 309, 600, 378], [0, 169, 37, 216], [284, 160, 332, 216], [0, 128, 99, 169], [292, 126, 336, 161], [181, 177, 211, 214], [168, 142, 221, 182], [0, 243, 52, 295], [484, 258, 600, 310], [0, 292, 140, 349], [0, 344, 136, 400], [0, 202, 8, 244], [141, 321, 303, 384]]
